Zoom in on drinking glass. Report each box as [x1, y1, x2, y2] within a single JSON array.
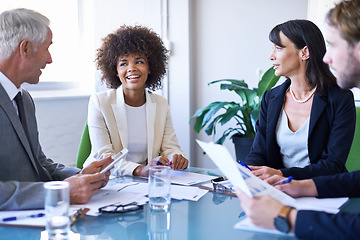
[[148, 209, 170, 240], [148, 166, 171, 211], [44, 181, 70, 240]]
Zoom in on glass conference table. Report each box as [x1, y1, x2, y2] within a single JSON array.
[[1, 167, 360, 240]]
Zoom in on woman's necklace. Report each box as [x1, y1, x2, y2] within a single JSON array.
[[289, 86, 317, 103]]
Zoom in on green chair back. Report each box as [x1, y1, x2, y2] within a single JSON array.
[[346, 107, 360, 172], [76, 121, 91, 169]]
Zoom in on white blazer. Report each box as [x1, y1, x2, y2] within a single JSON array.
[[84, 86, 185, 175]]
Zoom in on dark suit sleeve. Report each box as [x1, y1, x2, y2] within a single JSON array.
[[281, 90, 355, 179], [295, 172, 360, 239], [37, 147, 80, 180], [295, 210, 360, 239], [314, 171, 360, 198], [244, 90, 270, 166], [0, 181, 45, 210]]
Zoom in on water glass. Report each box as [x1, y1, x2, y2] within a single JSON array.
[[114, 166, 126, 183], [44, 181, 70, 240], [148, 209, 170, 240], [148, 166, 171, 211]]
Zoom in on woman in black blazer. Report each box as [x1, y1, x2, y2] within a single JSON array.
[[244, 20, 355, 180]]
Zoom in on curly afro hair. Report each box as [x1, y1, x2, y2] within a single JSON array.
[[96, 25, 169, 90]]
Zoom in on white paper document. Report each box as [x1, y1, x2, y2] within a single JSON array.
[[74, 180, 209, 216], [294, 197, 348, 214], [170, 170, 217, 185], [0, 209, 46, 227], [0, 208, 83, 228], [196, 140, 295, 205], [235, 196, 349, 235], [73, 182, 149, 216], [234, 218, 296, 236], [171, 184, 209, 201]]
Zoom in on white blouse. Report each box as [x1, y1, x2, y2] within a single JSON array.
[[276, 108, 310, 168], [125, 103, 148, 165]]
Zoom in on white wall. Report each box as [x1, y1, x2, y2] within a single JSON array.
[[34, 0, 310, 169], [34, 96, 89, 167]]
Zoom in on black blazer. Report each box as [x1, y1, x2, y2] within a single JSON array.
[[295, 171, 360, 239], [245, 79, 356, 180]]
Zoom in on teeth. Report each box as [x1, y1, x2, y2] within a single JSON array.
[[127, 75, 140, 79]]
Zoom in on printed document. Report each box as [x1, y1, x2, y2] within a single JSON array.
[[170, 170, 217, 185], [196, 140, 295, 205]]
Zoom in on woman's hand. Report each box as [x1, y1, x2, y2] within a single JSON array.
[[132, 156, 170, 177], [171, 154, 188, 170], [250, 166, 283, 180]]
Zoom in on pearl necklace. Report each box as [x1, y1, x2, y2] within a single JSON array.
[[289, 86, 317, 103]]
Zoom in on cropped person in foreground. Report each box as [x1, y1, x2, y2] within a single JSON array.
[[237, 0, 360, 238]]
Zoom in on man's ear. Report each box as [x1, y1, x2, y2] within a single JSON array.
[[19, 39, 32, 57], [300, 46, 310, 61], [354, 41, 360, 62]]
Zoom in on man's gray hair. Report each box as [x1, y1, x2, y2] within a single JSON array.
[[0, 8, 50, 60]]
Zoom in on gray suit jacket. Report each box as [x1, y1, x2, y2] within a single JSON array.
[[0, 84, 79, 210]]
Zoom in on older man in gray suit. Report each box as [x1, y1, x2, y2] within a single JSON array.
[[0, 8, 113, 210]]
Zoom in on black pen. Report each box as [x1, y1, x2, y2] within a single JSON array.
[[212, 176, 225, 182]]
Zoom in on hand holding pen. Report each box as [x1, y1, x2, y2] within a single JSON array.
[[156, 154, 188, 170], [272, 176, 293, 186], [154, 156, 171, 167], [238, 161, 252, 171]]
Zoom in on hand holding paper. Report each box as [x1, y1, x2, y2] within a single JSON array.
[[196, 140, 295, 205]]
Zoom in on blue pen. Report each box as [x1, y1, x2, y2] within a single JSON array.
[[272, 176, 293, 186], [238, 161, 252, 171], [2, 213, 45, 222], [238, 211, 246, 218], [156, 161, 172, 166]]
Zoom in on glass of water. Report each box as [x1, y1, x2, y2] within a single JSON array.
[[148, 166, 171, 211], [44, 181, 70, 240], [148, 209, 170, 240]]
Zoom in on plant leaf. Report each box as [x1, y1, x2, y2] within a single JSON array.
[[209, 79, 248, 88], [202, 102, 229, 125], [219, 84, 256, 104], [257, 66, 281, 99], [219, 104, 241, 125]]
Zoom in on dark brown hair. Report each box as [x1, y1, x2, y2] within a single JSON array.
[[269, 19, 336, 92]]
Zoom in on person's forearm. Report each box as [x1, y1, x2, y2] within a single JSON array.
[[300, 179, 318, 196], [289, 208, 298, 232]]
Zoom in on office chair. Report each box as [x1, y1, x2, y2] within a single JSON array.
[[346, 106, 360, 172], [76, 121, 91, 169]]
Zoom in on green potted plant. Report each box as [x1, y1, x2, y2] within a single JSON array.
[[190, 66, 281, 162]]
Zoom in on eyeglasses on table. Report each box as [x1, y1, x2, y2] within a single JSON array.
[[99, 202, 143, 214]]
